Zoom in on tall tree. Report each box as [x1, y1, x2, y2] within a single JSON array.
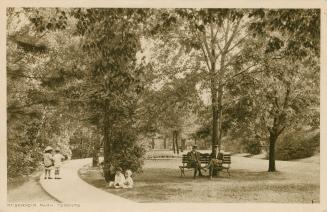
[[248, 9, 320, 171], [71, 8, 151, 180], [150, 9, 257, 151]]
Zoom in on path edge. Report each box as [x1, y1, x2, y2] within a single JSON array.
[[39, 173, 62, 203]]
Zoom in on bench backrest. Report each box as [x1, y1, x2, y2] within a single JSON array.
[[222, 154, 231, 164], [182, 153, 231, 164]]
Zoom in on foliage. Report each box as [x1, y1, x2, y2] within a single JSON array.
[[222, 9, 320, 171], [69, 8, 153, 176], [242, 138, 262, 155], [7, 8, 320, 179], [150, 9, 254, 149], [69, 127, 97, 159], [7, 8, 89, 178], [108, 129, 146, 172], [275, 129, 320, 160]]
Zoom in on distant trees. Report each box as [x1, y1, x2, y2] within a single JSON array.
[[138, 74, 201, 153]]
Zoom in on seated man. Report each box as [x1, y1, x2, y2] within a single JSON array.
[[208, 145, 223, 179], [187, 145, 203, 179]]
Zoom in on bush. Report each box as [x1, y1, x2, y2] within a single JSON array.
[[7, 141, 43, 180], [105, 130, 146, 174], [276, 129, 320, 160], [223, 137, 243, 153], [243, 138, 262, 155], [222, 136, 262, 155]]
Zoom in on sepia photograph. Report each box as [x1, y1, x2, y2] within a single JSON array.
[[5, 6, 321, 208]]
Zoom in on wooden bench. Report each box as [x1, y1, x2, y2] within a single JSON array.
[[210, 153, 231, 177], [179, 153, 210, 177], [179, 153, 231, 177]]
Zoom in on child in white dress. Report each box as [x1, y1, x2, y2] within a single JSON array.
[[123, 169, 134, 188], [53, 148, 65, 179], [108, 167, 125, 188], [43, 146, 53, 179]]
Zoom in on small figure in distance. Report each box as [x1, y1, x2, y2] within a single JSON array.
[[208, 145, 223, 179], [123, 169, 134, 188], [43, 146, 54, 179], [108, 167, 125, 188], [53, 147, 65, 179], [187, 145, 203, 179]]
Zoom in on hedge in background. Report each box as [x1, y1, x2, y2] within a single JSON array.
[[275, 129, 319, 160]]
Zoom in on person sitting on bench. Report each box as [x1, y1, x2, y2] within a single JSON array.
[[208, 145, 223, 179], [187, 145, 203, 179]]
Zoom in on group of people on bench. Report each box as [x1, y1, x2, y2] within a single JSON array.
[[187, 144, 223, 179]]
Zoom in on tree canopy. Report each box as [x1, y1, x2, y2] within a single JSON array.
[[7, 8, 319, 179]]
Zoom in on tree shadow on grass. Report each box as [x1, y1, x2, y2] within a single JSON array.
[[109, 184, 187, 202], [79, 165, 319, 203], [134, 168, 287, 182], [227, 169, 287, 181]]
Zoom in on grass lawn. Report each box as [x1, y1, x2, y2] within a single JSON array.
[[78, 154, 319, 203]]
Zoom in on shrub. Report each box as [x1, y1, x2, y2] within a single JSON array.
[[222, 137, 243, 153], [275, 129, 320, 160], [7, 141, 43, 180], [243, 138, 262, 155], [222, 136, 262, 155], [105, 130, 146, 174]]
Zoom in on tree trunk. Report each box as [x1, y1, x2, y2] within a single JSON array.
[[175, 131, 179, 155], [172, 132, 176, 154], [217, 85, 224, 150], [210, 59, 219, 152], [151, 138, 155, 149], [103, 102, 112, 182], [181, 139, 185, 152], [92, 137, 100, 167], [164, 136, 167, 149], [268, 132, 277, 172], [92, 142, 99, 167], [211, 91, 219, 151], [92, 149, 99, 167], [80, 138, 84, 158]]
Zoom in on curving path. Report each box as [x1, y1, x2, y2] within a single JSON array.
[[39, 158, 134, 204]]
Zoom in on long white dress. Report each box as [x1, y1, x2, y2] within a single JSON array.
[[109, 173, 125, 188]]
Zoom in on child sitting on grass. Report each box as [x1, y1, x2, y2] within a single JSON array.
[[108, 167, 125, 188], [123, 169, 134, 188]]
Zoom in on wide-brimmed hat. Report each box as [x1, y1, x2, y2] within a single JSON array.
[[44, 146, 53, 152]]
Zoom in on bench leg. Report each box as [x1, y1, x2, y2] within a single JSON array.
[[227, 169, 230, 177], [180, 168, 185, 177]]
